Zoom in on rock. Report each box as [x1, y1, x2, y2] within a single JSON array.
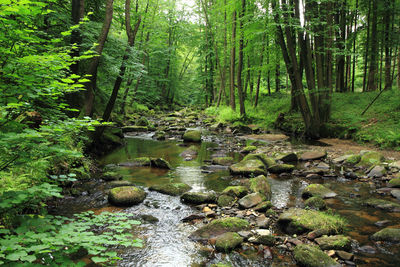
[[388, 178, 400, 188], [250, 233, 275, 246], [268, 163, 295, 174], [212, 157, 234, 166], [306, 173, 322, 179], [315, 235, 352, 251], [365, 198, 400, 211], [180, 146, 198, 160], [249, 175, 272, 200], [231, 124, 253, 134], [136, 117, 149, 126], [150, 158, 172, 169], [140, 214, 159, 223], [149, 183, 191, 196], [300, 151, 327, 161], [106, 180, 134, 188], [374, 220, 391, 227], [154, 130, 166, 140], [345, 154, 361, 165], [190, 217, 249, 240], [293, 244, 340, 267], [316, 162, 330, 170], [253, 201, 273, 212], [229, 159, 266, 176], [102, 127, 124, 147], [222, 186, 249, 198], [367, 165, 386, 178], [217, 194, 235, 207], [183, 130, 201, 142], [358, 245, 376, 254], [371, 227, 400, 242], [336, 250, 354, 261], [302, 184, 337, 199], [277, 208, 346, 235], [102, 171, 123, 181], [307, 229, 330, 240], [357, 151, 384, 167], [243, 154, 276, 168], [332, 155, 352, 164], [276, 152, 298, 163], [130, 157, 151, 166], [389, 160, 400, 169], [215, 232, 244, 252], [181, 214, 205, 222], [240, 145, 257, 154], [304, 196, 327, 210], [238, 192, 265, 209], [108, 186, 146, 206], [122, 125, 148, 133], [181, 192, 217, 204], [210, 264, 231, 267], [255, 214, 270, 228], [391, 189, 400, 200]]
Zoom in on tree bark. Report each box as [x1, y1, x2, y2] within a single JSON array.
[[237, 0, 246, 116], [366, 0, 378, 91], [229, 10, 237, 110]]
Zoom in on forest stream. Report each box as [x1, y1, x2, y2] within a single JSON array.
[[49, 119, 400, 267]]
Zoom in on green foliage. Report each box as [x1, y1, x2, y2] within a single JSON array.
[[0, 211, 142, 266]]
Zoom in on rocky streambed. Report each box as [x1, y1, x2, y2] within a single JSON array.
[[50, 110, 400, 267]]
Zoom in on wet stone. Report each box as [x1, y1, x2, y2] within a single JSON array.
[[238, 192, 265, 209], [358, 245, 376, 254], [300, 151, 327, 161], [391, 189, 400, 200], [336, 250, 354, 261], [367, 165, 386, 178], [302, 184, 337, 199]]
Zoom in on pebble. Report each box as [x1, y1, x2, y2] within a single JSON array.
[[358, 245, 376, 254]]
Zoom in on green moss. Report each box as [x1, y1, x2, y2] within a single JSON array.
[[304, 196, 327, 210], [365, 198, 400, 211], [243, 154, 276, 168], [371, 227, 400, 242], [302, 184, 337, 199], [183, 130, 202, 142], [388, 178, 400, 188], [222, 186, 249, 197], [357, 151, 384, 167], [345, 154, 361, 165], [241, 145, 257, 153], [108, 186, 147, 206], [190, 217, 249, 240], [149, 183, 191, 196], [267, 163, 295, 174], [294, 244, 340, 267], [217, 194, 235, 207], [212, 157, 234, 166], [249, 175, 272, 200], [215, 232, 243, 252], [229, 159, 266, 176], [181, 192, 217, 204], [315, 235, 352, 251]]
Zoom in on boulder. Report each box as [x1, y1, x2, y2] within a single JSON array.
[[268, 164, 295, 174], [101, 171, 122, 181], [300, 151, 327, 161], [190, 217, 249, 240], [357, 151, 384, 167], [249, 230, 275, 246], [212, 157, 234, 166], [181, 192, 217, 204], [277, 208, 346, 234], [345, 154, 361, 165], [367, 165, 386, 178], [130, 157, 151, 166], [150, 158, 172, 169], [108, 186, 146, 206], [391, 189, 400, 200], [222, 186, 249, 198], [365, 198, 400, 211], [154, 130, 166, 140], [371, 227, 400, 242], [229, 159, 266, 176], [217, 194, 235, 207], [388, 178, 400, 188], [276, 152, 298, 163], [302, 184, 337, 199], [389, 160, 400, 169], [253, 201, 273, 212], [149, 183, 191, 196], [183, 130, 202, 142], [293, 244, 341, 267], [304, 196, 327, 210], [136, 117, 149, 126], [240, 145, 257, 154], [106, 180, 134, 188], [215, 232, 244, 252], [243, 154, 276, 168], [238, 192, 265, 209], [315, 235, 352, 251], [249, 175, 272, 200]]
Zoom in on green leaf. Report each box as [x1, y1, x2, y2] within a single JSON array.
[[91, 256, 108, 263], [6, 251, 27, 261]]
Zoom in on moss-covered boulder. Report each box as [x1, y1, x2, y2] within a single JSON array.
[[210, 264, 231, 267], [315, 235, 352, 251], [357, 151, 384, 167], [387, 178, 400, 188], [217, 194, 235, 207], [149, 183, 191, 196], [122, 125, 148, 133], [304, 196, 327, 210], [293, 244, 341, 267], [212, 157, 234, 166], [136, 117, 149, 126], [371, 227, 400, 242], [108, 186, 146, 206], [365, 198, 400, 211], [183, 130, 202, 142], [302, 184, 337, 199], [150, 158, 172, 169], [222, 186, 249, 198], [102, 127, 124, 147], [240, 146, 257, 154], [345, 154, 361, 165], [238, 192, 265, 209], [300, 151, 327, 161], [277, 208, 346, 234], [268, 164, 295, 174], [253, 201, 273, 212], [249, 175, 272, 200], [275, 152, 298, 163], [132, 157, 151, 166], [189, 217, 249, 240], [215, 232, 244, 252], [243, 154, 276, 168], [154, 130, 166, 140], [229, 159, 266, 176], [102, 171, 123, 181], [181, 192, 217, 204]]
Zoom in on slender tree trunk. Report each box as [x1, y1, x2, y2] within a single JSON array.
[[237, 0, 245, 116], [366, 0, 378, 91], [254, 32, 266, 108], [362, 0, 371, 92], [229, 10, 237, 110], [275, 61, 280, 92], [384, 0, 392, 90], [81, 0, 113, 117], [351, 0, 358, 92], [70, 0, 85, 75]]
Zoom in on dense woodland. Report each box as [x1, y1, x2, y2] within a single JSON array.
[[1, 0, 400, 265]]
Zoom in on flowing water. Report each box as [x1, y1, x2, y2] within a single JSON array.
[[71, 134, 400, 266]]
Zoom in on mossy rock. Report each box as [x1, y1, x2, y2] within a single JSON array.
[[241, 146, 257, 154], [304, 196, 327, 210], [229, 159, 266, 176], [183, 130, 202, 142], [243, 154, 276, 168], [238, 192, 265, 209], [251, 234, 276, 246], [154, 130, 166, 140], [357, 151, 384, 167], [107, 180, 134, 188], [345, 154, 361, 165], [122, 125, 148, 133], [293, 244, 340, 267], [222, 186, 249, 198], [315, 235, 352, 251], [150, 158, 172, 169], [136, 117, 149, 126], [102, 127, 124, 146], [149, 183, 191, 196], [132, 157, 151, 166], [249, 175, 272, 200], [277, 208, 346, 234], [215, 232, 244, 252], [253, 201, 273, 212], [371, 227, 400, 242], [302, 184, 337, 199], [190, 217, 249, 240], [365, 198, 400, 211], [210, 263, 232, 267], [212, 157, 234, 166], [217, 194, 235, 207], [268, 164, 295, 174], [108, 186, 146, 206], [102, 171, 123, 181], [388, 178, 400, 188], [181, 192, 217, 204], [275, 152, 298, 163]]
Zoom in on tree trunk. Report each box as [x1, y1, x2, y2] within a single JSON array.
[[254, 32, 266, 107], [229, 10, 237, 110], [275, 61, 280, 92], [384, 0, 392, 90], [362, 0, 371, 92], [70, 0, 85, 75], [351, 0, 358, 92], [236, 0, 245, 116], [366, 0, 378, 91]]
